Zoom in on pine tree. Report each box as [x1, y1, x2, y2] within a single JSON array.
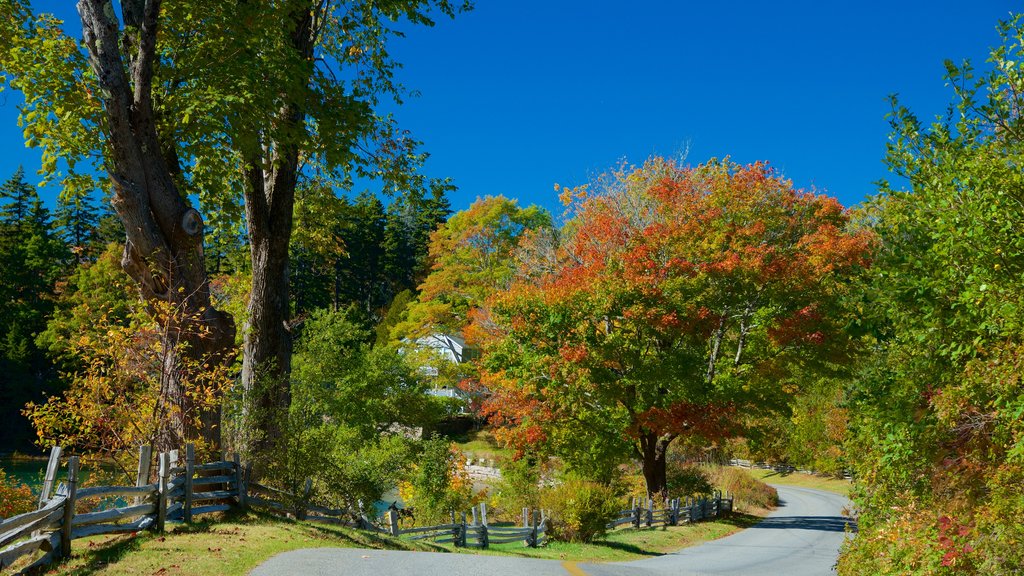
[[54, 193, 100, 263], [0, 168, 68, 450]]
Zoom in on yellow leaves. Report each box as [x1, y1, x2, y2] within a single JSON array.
[[556, 183, 589, 206]]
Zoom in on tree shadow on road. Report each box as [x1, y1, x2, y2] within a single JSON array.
[[752, 515, 857, 533]]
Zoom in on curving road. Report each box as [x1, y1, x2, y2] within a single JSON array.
[[249, 485, 855, 576]]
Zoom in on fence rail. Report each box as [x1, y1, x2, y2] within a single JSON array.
[[604, 492, 734, 531], [0, 444, 244, 572], [1, 445, 740, 572], [380, 504, 547, 549]]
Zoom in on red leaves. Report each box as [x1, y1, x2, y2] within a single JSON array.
[[629, 402, 738, 440]]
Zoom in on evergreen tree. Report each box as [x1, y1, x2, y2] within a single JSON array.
[[54, 193, 100, 263], [0, 168, 67, 450]]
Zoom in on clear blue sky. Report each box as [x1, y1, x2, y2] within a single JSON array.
[[1, 1, 1020, 214]]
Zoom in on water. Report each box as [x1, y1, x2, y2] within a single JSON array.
[[0, 456, 48, 493]]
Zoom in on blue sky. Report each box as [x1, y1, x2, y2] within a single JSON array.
[[1, 1, 1020, 214]]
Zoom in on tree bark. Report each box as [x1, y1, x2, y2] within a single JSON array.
[[638, 431, 671, 497], [238, 2, 317, 457], [77, 0, 235, 452]]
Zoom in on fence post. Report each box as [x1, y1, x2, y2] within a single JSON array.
[[298, 478, 312, 520], [528, 509, 538, 548], [450, 510, 459, 545], [157, 452, 169, 533], [459, 511, 468, 547], [184, 443, 195, 523], [646, 498, 654, 527], [388, 508, 400, 536], [38, 446, 62, 508], [60, 456, 79, 559], [234, 453, 246, 506], [471, 505, 478, 526], [633, 499, 642, 529], [522, 507, 529, 528], [479, 502, 489, 549], [135, 444, 152, 505]]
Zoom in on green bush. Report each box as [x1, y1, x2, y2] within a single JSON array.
[[540, 479, 621, 543], [706, 466, 778, 511], [492, 457, 541, 518], [666, 460, 713, 499], [400, 436, 473, 524]]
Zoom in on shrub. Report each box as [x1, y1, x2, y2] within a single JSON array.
[[706, 466, 778, 511], [0, 468, 34, 518], [399, 436, 473, 524], [491, 456, 541, 519], [666, 460, 713, 499], [540, 479, 621, 543]]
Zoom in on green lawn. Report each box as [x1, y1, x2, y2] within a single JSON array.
[[34, 512, 442, 576], [450, 429, 512, 464], [740, 468, 852, 496], [462, 512, 764, 562], [31, 509, 765, 575]]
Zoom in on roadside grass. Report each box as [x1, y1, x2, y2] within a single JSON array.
[[459, 512, 765, 562], [35, 510, 443, 576], [30, 509, 766, 574], [740, 468, 851, 496]]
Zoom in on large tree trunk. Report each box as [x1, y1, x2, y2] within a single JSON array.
[[238, 3, 316, 457], [78, 0, 235, 452], [240, 162, 297, 454], [638, 431, 672, 497]]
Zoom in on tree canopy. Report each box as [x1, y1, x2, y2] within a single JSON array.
[[480, 158, 872, 494]]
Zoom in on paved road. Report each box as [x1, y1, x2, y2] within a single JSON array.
[[250, 485, 855, 576]]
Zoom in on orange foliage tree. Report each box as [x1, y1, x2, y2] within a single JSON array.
[[480, 158, 872, 495]]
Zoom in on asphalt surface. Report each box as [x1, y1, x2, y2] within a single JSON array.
[[249, 485, 855, 576]]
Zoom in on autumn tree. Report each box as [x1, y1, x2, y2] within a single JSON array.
[[0, 0, 468, 453], [396, 195, 551, 342], [482, 158, 872, 495]]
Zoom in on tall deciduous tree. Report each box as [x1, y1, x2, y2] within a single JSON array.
[[482, 158, 871, 495], [0, 0, 468, 453]]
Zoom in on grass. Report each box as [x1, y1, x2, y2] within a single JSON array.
[[462, 512, 765, 562], [28, 508, 767, 575], [741, 468, 852, 496], [450, 429, 512, 464], [33, 511, 443, 576]]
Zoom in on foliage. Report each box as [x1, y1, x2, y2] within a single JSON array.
[[291, 306, 441, 439], [539, 478, 621, 543], [0, 467, 34, 518], [36, 243, 136, 366], [704, 466, 778, 512], [840, 13, 1024, 575], [666, 461, 713, 499], [783, 377, 849, 476], [482, 157, 872, 495], [490, 456, 543, 517], [398, 436, 474, 524], [0, 167, 68, 450], [25, 295, 235, 473], [397, 195, 552, 341]]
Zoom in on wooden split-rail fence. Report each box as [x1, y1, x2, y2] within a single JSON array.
[[0, 444, 248, 572], [606, 491, 733, 530], [371, 503, 547, 548], [0, 444, 551, 571]]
